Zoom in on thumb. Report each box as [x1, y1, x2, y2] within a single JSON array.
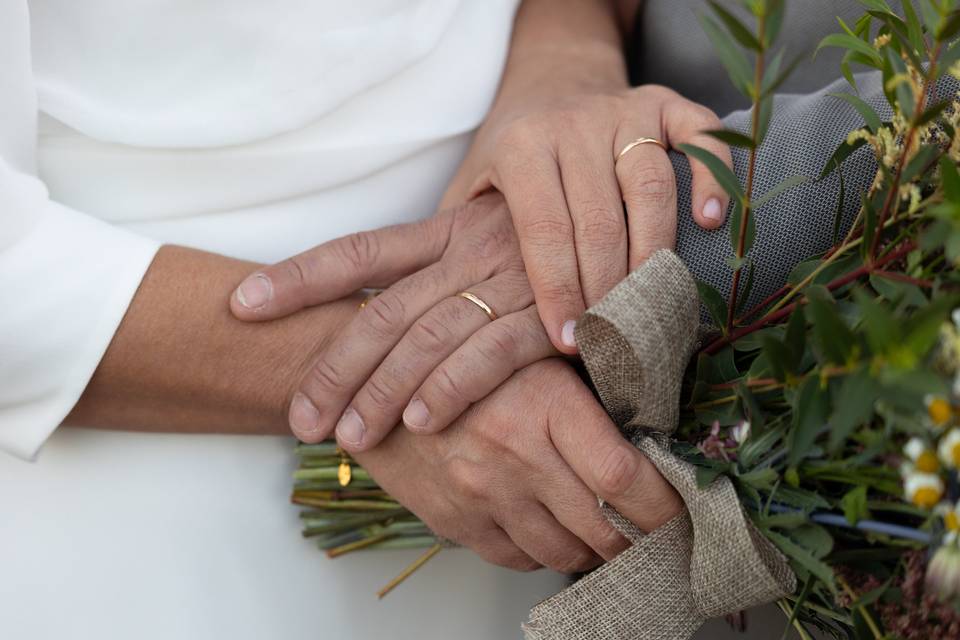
[[230, 214, 452, 321]]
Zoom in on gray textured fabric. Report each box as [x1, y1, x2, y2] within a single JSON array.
[[523, 253, 795, 640], [634, 1, 902, 115], [673, 70, 891, 322]]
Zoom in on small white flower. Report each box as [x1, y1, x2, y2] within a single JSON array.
[[903, 437, 939, 473], [940, 429, 960, 469], [928, 540, 960, 602], [904, 471, 944, 509], [731, 421, 751, 445]]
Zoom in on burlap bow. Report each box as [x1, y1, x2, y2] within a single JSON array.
[[523, 250, 796, 640]]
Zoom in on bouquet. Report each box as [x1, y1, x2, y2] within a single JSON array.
[[290, 1, 960, 637]]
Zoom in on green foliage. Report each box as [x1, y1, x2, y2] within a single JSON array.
[[679, 0, 960, 634]]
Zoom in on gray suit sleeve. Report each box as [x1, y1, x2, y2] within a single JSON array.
[[667, 71, 952, 317]]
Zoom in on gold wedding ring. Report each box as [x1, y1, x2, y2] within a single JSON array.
[[616, 137, 669, 163], [358, 290, 381, 310], [457, 291, 497, 321]]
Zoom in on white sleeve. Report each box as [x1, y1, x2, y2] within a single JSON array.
[[0, 1, 160, 460]]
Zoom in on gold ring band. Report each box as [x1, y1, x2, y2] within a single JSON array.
[[358, 290, 381, 310], [616, 137, 668, 163], [457, 291, 497, 321]]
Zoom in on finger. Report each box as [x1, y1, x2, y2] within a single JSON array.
[[498, 503, 602, 574], [559, 139, 629, 307], [535, 461, 630, 561], [614, 122, 679, 270], [230, 214, 452, 321], [404, 305, 556, 435], [290, 261, 466, 444], [664, 99, 732, 230], [469, 525, 542, 572], [346, 270, 533, 450], [490, 142, 585, 354], [548, 387, 683, 532]]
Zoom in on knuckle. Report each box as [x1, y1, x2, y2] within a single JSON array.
[[409, 310, 456, 354], [549, 547, 597, 575], [595, 444, 644, 500], [519, 214, 573, 248], [577, 205, 626, 250], [280, 255, 309, 290], [592, 521, 629, 558], [338, 231, 380, 274], [617, 163, 676, 206], [362, 373, 398, 411], [362, 290, 406, 337], [309, 356, 347, 395], [476, 322, 519, 365], [449, 459, 487, 501], [431, 364, 468, 404]]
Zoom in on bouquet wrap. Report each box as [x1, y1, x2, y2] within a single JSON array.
[[523, 250, 796, 640]]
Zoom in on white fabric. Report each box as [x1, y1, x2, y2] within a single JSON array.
[[0, 1, 567, 638]]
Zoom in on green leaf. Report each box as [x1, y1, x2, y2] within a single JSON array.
[[827, 369, 879, 452], [902, 143, 942, 183], [756, 94, 774, 145], [854, 287, 900, 353], [885, 47, 915, 120], [708, 1, 762, 50], [832, 160, 846, 244], [869, 273, 926, 306], [787, 375, 830, 467], [727, 200, 757, 256], [840, 485, 870, 525], [816, 32, 882, 63], [788, 522, 834, 559], [805, 286, 856, 365], [828, 92, 882, 132], [752, 174, 808, 208], [755, 510, 808, 529], [676, 143, 744, 201], [703, 128, 756, 149], [857, 0, 893, 13], [819, 134, 869, 179], [938, 10, 960, 41], [764, 0, 786, 47], [761, 50, 806, 97], [739, 467, 779, 490], [942, 156, 960, 203], [914, 99, 951, 127], [900, 0, 927, 57], [736, 259, 757, 315], [699, 13, 754, 95], [762, 336, 792, 382], [771, 484, 831, 510], [696, 464, 727, 488], [697, 280, 729, 330], [765, 529, 836, 589]]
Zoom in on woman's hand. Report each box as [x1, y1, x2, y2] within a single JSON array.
[[446, 82, 733, 355], [353, 358, 683, 572], [230, 193, 570, 450]]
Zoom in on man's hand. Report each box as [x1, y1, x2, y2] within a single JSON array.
[[230, 194, 559, 451], [353, 358, 683, 572]]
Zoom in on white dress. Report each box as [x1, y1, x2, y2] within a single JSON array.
[[0, 2, 567, 638]]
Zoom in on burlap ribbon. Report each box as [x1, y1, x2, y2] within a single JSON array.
[[523, 250, 796, 640]]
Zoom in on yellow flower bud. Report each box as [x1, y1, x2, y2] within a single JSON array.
[[905, 471, 945, 509], [928, 395, 954, 427]]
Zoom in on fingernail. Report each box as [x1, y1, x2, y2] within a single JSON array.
[[336, 408, 365, 446], [289, 393, 320, 435], [702, 198, 724, 222], [236, 274, 272, 310], [561, 320, 577, 349], [403, 398, 430, 429]]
